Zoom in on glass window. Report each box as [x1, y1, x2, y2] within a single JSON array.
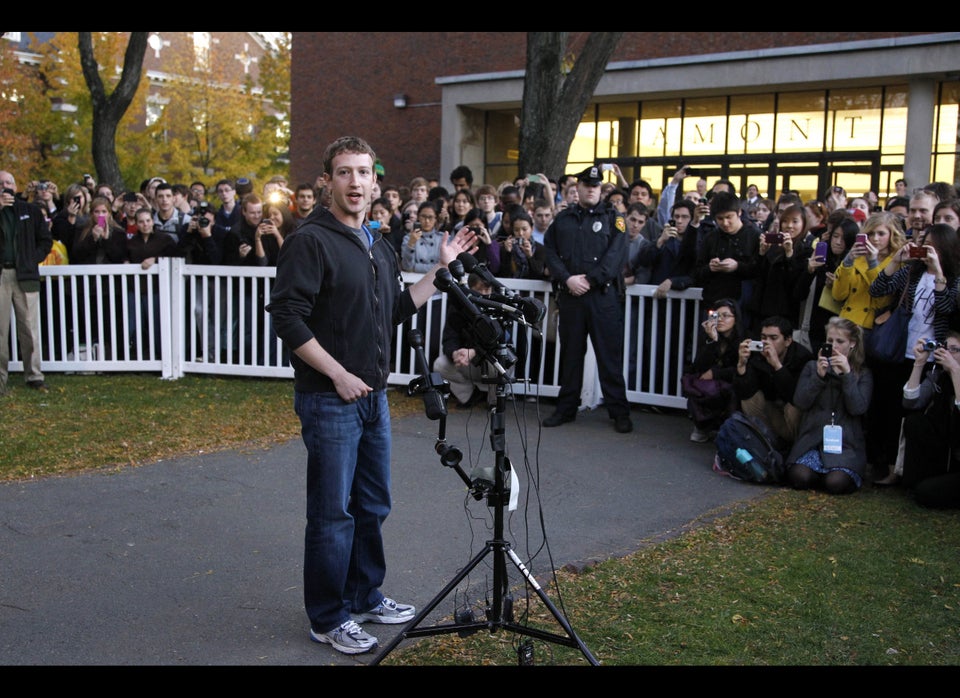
[[594, 102, 637, 160], [728, 95, 775, 155], [682, 97, 727, 156], [932, 80, 959, 183], [828, 87, 883, 151], [638, 99, 681, 159], [774, 91, 826, 154]]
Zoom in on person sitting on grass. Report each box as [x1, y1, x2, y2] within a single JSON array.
[[785, 317, 872, 494]]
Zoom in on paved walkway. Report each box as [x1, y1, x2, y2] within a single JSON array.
[[0, 402, 770, 666]]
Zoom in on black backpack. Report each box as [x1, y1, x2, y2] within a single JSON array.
[[713, 411, 786, 484]]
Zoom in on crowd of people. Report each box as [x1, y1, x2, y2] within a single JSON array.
[[4, 160, 960, 508], [6, 142, 960, 661], [673, 171, 960, 505]]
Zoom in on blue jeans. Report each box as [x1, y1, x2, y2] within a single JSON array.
[[294, 389, 391, 633]]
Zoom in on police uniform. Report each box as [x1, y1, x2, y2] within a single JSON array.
[[543, 165, 633, 432]]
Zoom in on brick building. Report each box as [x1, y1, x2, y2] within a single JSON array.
[[290, 31, 960, 203]]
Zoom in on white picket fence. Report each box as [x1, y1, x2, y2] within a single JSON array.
[[6, 260, 705, 409]]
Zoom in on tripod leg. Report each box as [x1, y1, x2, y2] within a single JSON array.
[[370, 542, 495, 665], [501, 546, 600, 666]]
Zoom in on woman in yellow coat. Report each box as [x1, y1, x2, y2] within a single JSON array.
[[832, 211, 906, 329], [831, 210, 907, 485]]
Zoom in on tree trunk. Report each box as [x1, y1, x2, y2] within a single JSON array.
[[518, 32, 624, 181], [79, 32, 148, 192]]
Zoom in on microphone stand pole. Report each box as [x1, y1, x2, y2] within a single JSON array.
[[372, 346, 599, 666]]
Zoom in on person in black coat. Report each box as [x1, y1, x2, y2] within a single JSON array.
[[899, 331, 960, 507]]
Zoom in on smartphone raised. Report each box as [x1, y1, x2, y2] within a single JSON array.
[[96, 214, 106, 229], [814, 241, 828, 262], [819, 342, 833, 357], [856, 233, 867, 245], [908, 244, 927, 258], [764, 232, 784, 245]]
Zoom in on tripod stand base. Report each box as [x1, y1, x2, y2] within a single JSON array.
[[370, 538, 599, 666]]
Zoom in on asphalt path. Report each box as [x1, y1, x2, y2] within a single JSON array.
[[0, 401, 772, 667]]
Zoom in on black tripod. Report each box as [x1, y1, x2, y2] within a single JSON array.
[[373, 346, 598, 665]]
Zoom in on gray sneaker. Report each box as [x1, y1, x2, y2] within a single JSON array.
[[689, 427, 710, 443], [310, 620, 378, 655], [353, 597, 416, 625]]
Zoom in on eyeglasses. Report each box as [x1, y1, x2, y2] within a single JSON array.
[[714, 313, 735, 319], [947, 346, 960, 354]]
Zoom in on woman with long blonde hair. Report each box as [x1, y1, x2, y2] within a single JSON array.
[[832, 210, 907, 330]]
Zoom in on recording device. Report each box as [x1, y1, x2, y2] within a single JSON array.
[[96, 214, 106, 229], [527, 174, 545, 183], [819, 342, 833, 358], [37, 182, 49, 192], [764, 232, 784, 245], [267, 190, 286, 206], [683, 166, 697, 177], [433, 267, 504, 353], [748, 340, 764, 352], [2, 187, 16, 198], [456, 252, 546, 327], [600, 164, 614, 172], [192, 201, 212, 228], [668, 219, 676, 227], [368, 220, 381, 230], [405, 328, 449, 421], [707, 310, 719, 327], [83, 174, 92, 182], [856, 233, 867, 245], [72, 195, 82, 205], [922, 339, 945, 352], [814, 241, 828, 262], [908, 244, 927, 258]]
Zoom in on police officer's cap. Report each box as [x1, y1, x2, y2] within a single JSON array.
[[576, 165, 603, 186]]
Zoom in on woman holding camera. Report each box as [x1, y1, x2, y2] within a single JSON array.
[[785, 317, 872, 494], [833, 211, 906, 331], [867, 223, 960, 484], [50, 182, 91, 253], [899, 331, 960, 507]]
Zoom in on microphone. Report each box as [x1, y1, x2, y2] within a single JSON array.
[[457, 252, 515, 299], [457, 252, 545, 327], [434, 267, 505, 371], [469, 293, 523, 318], [407, 328, 446, 420], [448, 258, 466, 283]]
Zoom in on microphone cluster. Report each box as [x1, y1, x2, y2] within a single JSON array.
[[449, 252, 547, 327]]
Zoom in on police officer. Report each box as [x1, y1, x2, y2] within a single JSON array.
[[542, 165, 633, 433]]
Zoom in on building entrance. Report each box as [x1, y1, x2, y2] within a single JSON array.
[[606, 150, 884, 205]]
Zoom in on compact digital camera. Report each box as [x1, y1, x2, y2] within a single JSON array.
[[748, 340, 764, 352], [922, 339, 945, 352]]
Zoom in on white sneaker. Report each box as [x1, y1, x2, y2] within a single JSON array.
[[689, 427, 710, 443], [310, 620, 378, 655], [353, 597, 416, 625]]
